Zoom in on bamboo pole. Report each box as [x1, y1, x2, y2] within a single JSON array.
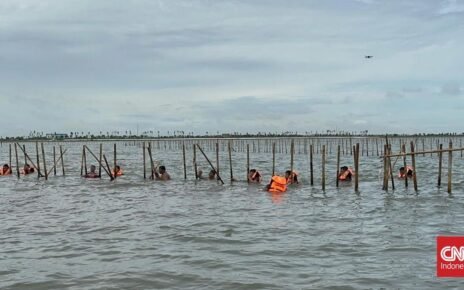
[[99, 143, 103, 178], [216, 142, 220, 180], [290, 139, 294, 173], [183, 142, 187, 180], [410, 141, 418, 192], [272, 142, 276, 176], [322, 145, 326, 191], [336, 145, 340, 188], [310, 144, 314, 186], [80, 146, 84, 176], [36, 142, 41, 179], [438, 144, 443, 187], [383, 147, 464, 158], [82, 145, 88, 175], [53, 146, 57, 176], [196, 144, 224, 184], [193, 144, 198, 179], [46, 149, 67, 177], [9, 144, 12, 171], [41, 143, 48, 180], [228, 141, 233, 182], [355, 143, 359, 192], [103, 154, 115, 181], [147, 143, 155, 180], [14, 143, 20, 178], [142, 142, 146, 179], [247, 143, 250, 183], [448, 141, 453, 194], [113, 143, 117, 170], [402, 144, 408, 188], [60, 145, 65, 176], [388, 145, 395, 190], [383, 144, 388, 191]]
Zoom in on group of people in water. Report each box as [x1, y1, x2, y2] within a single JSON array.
[[0, 162, 415, 190]]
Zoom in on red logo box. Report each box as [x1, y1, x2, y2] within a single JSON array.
[[437, 236, 464, 277]]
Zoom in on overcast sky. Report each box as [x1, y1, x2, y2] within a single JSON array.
[[0, 0, 463, 136]]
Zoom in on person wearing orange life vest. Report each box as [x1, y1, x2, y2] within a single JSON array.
[[266, 175, 288, 193], [338, 166, 354, 181], [0, 164, 12, 176], [111, 165, 124, 177], [248, 169, 262, 183], [398, 166, 414, 179], [285, 170, 299, 185]]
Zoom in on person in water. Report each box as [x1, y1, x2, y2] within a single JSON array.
[[85, 165, 100, 178], [285, 170, 299, 184], [154, 165, 171, 180], [112, 165, 124, 177], [248, 169, 262, 183], [0, 164, 12, 175], [399, 166, 414, 179], [21, 164, 35, 175], [338, 166, 353, 181], [266, 175, 288, 192]]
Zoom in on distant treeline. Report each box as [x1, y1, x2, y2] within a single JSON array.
[[1, 132, 463, 141]]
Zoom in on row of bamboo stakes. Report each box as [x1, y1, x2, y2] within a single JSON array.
[[1, 138, 463, 193]]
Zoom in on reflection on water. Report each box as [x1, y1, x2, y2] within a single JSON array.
[[0, 141, 463, 289]]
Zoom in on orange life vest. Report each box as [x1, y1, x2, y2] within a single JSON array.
[[339, 168, 354, 181], [398, 166, 414, 178], [268, 176, 287, 193]]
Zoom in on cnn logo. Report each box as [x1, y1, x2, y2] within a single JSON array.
[[437, 236, 464, 277]]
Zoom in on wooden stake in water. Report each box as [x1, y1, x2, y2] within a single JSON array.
[[80, 146, 84, 176], [14, 143, 20, 178], [448, 140, 453, 194], [216, 142, 220, 180], [388, 145, 395, 190], [53, 146, 56, 176], [290, 139, 294, 173], [272, 142, 276, 176], [247, 143, 250, 183], [99, 143, 103, 178], [196, 144, 224, 184], [9, 143, 12, 171], [402, 144, 408, 188], [438, 144, 443, 187], [410, 141, 418, 192], [103, 154, 115, 181], [113, 143, 117, 170], [336, 145, 340, 188], [322, 145, 326, 191], [383, 144, 388, 191], [228, 141, 234, 182], [36, 142, 41, 179], [193, 144, 198, 179], [83, 146, 88, 176], [355, 143, 359, 192], [60, 145, 65, 176], [41, 143, 48, 180], [310, 144, 314, 186], [183, 142, 187, 180]]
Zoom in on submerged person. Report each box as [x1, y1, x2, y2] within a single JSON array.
[[21, 164, 35, 175], [248, 169, 262, 183], [285, 170, 299, 185], [85, 165, 100, 178], [265, 175, 288, 193], [112, 165, 124, 177], [338, 166, 354, 181], [154, 165, 171, 180], [0, 164, 12, 176], [398, 166, 414, 179]]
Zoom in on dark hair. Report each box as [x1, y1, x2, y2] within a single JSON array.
[[399, 167, 405, 171], [285, 170, 292, 175], [341, 166, 348, 170], [159, 166, 166, 171], [3, 164, 9, 167], [250, 169, 256, 173], [30, 168, 35, 173]]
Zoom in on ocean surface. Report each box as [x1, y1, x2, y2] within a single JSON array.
[[1, 140, 464, 289]]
